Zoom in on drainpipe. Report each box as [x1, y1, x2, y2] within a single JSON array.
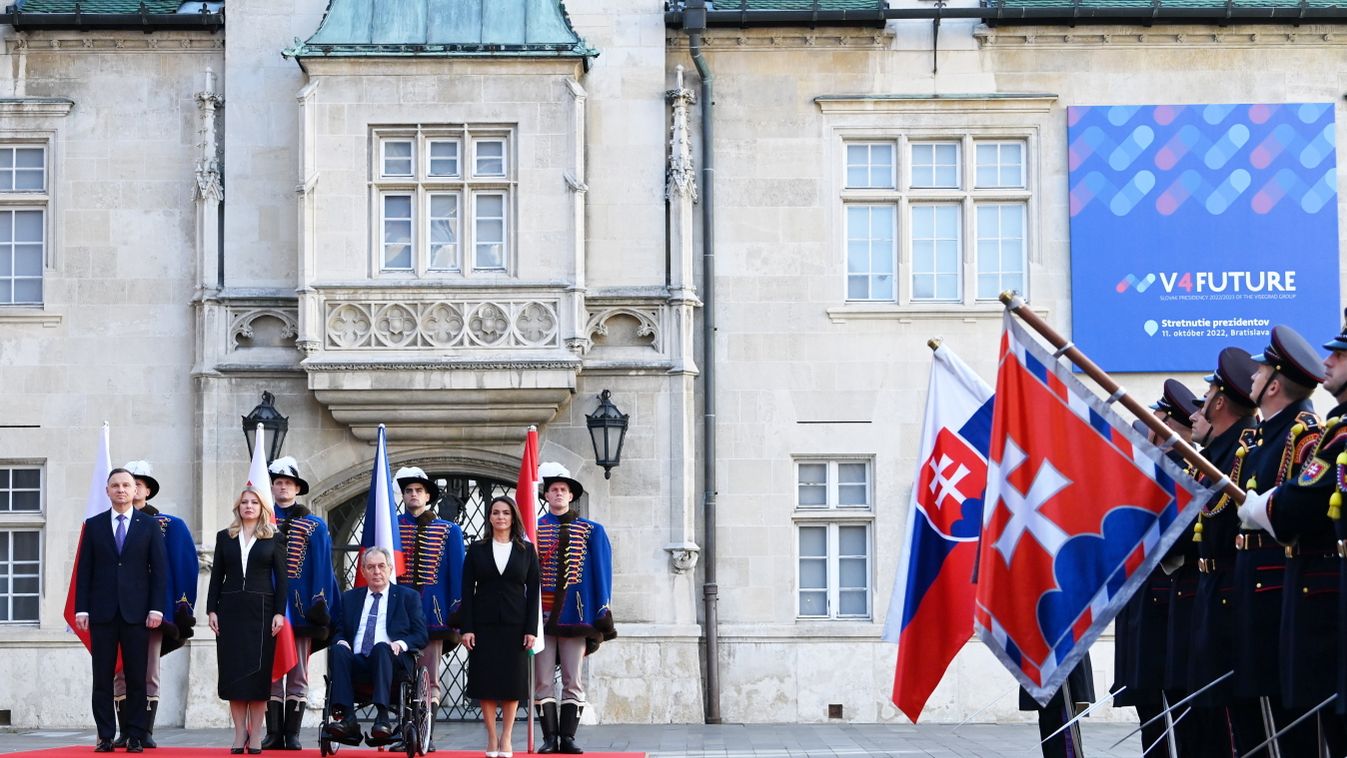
[[684, 0, 721, 726]]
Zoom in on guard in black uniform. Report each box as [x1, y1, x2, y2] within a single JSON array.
[[1239, 312, 1347, 757], [1113, 382, 1200, 756], [1187, 348, 1261, 758], [1232, 325, 1324, 756], [1019, 654, 1095, 758]]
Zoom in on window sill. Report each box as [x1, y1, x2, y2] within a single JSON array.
[[826, 302, 1047, 324], [0, 308, 60, 327], [791, 509, 874, 522]]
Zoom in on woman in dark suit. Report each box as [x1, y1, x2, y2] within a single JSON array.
[[461, 495, 541, 758], [207, 486, 287, 754]]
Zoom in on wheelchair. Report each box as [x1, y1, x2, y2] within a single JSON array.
[[317, 650, 433, 757]]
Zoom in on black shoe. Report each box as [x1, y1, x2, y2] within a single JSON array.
[[559, 737, 584, 755], [371, 719, 395, 740], [230, 749, 244, 755], [142, 735, 157, 749], [323, 714, 359, 741], [94, 739, 114, 753], [281, 700, 305, 751], [247, 749, 262, 755], [126, 737, 144, 753]]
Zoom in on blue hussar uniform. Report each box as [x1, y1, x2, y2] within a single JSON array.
[[537, 510, 615, 649], [1233, 325, 1325, 756], [398, 511, 464, 638], [144, 504, 199, 656]]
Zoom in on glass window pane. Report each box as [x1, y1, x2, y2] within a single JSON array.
[[839, 525, 868, 556], [15, 211, 42, 242], [0, 535, 8, 560], [845, 143, 894, 189], [0, 281, 12, 303], [14, 170, 42, 192], [13, 279, 40, 303], [839, 557, 867, 588], [798, 526, 827, 557], [15, 148, 43, 169], [0, 149, 14, 169], [838, 590, 867, 616], [910, 205, 961, 301], [13, 576, 37, 595], [475, 140, 505, 176], [11, 492, 39, 511], [912, 142, 960, 188], [428, 140, 460, 177], [383, 140, 413, 177], [799, 558, 827, 589], [11, 470, 37, 489], [846, 276, 868, 300], [15, 246, 42, 276], [799, 590, 827, 616], [798, 463, 827, 506]]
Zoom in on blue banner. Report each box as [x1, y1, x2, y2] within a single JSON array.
[[1068, 103, 1340, 372]]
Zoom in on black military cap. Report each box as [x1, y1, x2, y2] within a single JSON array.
[[1149, 379, 1199, 428], [1203, 347, 1259, 409], [1251, 324, 1325, 388], [1325, 307, 1347, 352]]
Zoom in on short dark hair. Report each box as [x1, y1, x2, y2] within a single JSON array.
[[107, 467, 133, 482]]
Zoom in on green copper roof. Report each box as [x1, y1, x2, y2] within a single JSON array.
[[16, 0, 202, 11], [699, 1, 884, 8], [985, 0, 1347, 6], [287, 0, 596, 60]]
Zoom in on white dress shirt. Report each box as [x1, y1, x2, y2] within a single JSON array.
[[239, 531, 256, 579], [352, 587, 406, 654], [493, 539, 512, 574]]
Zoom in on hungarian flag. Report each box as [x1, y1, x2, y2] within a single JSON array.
[[64, 423, 113, 656], [245, 424, 299, 681], [883, 344, 993, 722], [975, 314, 1215, 704], [516, 426, 545, 654], [356, 424, 405, 585]]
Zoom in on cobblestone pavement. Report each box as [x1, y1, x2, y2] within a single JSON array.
[[0, 722, 1145, 756]]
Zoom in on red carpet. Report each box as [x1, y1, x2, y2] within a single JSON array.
[[6, 750, 643, 758]]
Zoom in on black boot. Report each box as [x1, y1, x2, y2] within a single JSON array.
[[259, 700, 284, 750], [559, 704, 583, 755], [537, 703, 559, 754], [113, 700, 130, 749], [282, 699, 304, 751], [143, 700, 158, 749]]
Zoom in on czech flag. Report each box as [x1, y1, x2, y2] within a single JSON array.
[[245, 423, 299, 682], [883, 344, 994, 722], [356, 424, 405, 585], [65, 423, 113, 657]]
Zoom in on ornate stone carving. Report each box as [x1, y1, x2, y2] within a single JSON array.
[[229, 307, 298, 351], [585, 306, 660, 350], [666, 65, 698, 203], [323, 298, 561, 350], [664, 542, 701, 575]]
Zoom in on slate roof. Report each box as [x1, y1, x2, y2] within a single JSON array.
[[287, 0, 596, 60], [16, 0, 210, 11]]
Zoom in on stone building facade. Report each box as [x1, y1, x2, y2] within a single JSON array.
[[0, 0, 1343, 729]]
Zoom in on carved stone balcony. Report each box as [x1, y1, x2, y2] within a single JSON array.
[[298, 286, 581, 443]]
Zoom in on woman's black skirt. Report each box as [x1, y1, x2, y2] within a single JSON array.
[[466, 622, 529, 701]]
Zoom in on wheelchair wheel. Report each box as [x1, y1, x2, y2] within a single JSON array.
[[319, 736, 339, 756], [415, 665, 433, 756]]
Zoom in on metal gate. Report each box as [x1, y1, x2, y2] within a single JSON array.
[[327, 471, 527, 722]]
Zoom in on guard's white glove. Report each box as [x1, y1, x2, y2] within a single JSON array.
[[1237, 488, 1277, 538]]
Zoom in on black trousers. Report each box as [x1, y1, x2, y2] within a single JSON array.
[[1231, 697, 1322, 757], [91, 619, 149, 741], [329, 642, 413, 713]]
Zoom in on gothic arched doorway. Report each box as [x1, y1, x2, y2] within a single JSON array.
[[327, 471, 520, 722]]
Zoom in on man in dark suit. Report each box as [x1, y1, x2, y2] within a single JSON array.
[[74, 468, 170, 753], [325, 546, 428, 743]]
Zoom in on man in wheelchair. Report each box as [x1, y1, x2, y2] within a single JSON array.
[[324, 546, 428, 744]]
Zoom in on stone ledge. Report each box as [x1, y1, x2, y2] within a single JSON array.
[[0, 308, 62, 327], [826, 303, 1050, 324]]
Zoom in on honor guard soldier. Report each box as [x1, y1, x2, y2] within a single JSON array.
[[1239, 311, 1347, 755], [533, 463, 616, 755], [1018, 654, 1095, 758], [394, 465, 465, 747], [1111, 383, 1199, 756], [110, 461, 199, 750], [262, 456, 340, 751], [1186, 348, 1261, 757], [1231, 325, 1324, 756]]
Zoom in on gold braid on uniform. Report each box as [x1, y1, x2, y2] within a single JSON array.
[[1325, 417, 1347, 520], [1195, 429, 1256, 543], [1282, 412, 1323, 485]]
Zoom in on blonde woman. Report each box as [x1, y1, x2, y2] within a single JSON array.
[[207, 487, 287, 754]]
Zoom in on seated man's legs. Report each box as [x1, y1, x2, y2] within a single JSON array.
[[327, 643, 411, 739]]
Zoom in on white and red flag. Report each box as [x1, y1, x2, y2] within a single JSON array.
[[245, 424, 299, 681], [883, 344, 994, 722], [64, 422, 112, 654], [516, 426, 546, 654], [356, 424, 406, 584], [975, 314, 1215, 705]]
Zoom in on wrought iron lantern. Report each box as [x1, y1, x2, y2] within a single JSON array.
[[585, 390, 629, 480], [242, 391, 289, 463]]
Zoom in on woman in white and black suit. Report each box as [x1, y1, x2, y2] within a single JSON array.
[[207, 487, 287, 754], [460, 495, 541, 758]]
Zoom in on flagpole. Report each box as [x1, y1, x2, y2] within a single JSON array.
[[999, 291, 1245, 505]]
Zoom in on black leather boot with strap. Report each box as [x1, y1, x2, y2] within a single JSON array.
[[282, 699, 305, 750], [559, 704, 583, 755], [142, 700, 159, 749], [259, 700, 284, 750], [537, 702, 559, 754], [112, 699, 129, 749]]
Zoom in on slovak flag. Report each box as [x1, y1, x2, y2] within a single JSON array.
[[975, 314, 1215, 704], [883, 344, 994, 723], [356, 424, 406, 585], [245, 424, 299, 681]]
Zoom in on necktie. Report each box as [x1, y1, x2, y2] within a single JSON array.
[[115, 514, 127, 554], [359, 592, 382, 656]]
